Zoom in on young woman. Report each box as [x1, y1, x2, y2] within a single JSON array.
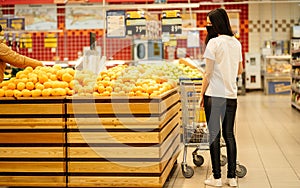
[[200, 8, 243, 187]]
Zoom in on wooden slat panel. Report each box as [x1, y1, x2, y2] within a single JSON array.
[[160, 150, 180, 185], [68, 176, 160, 187], [68, 161, 160, 173], [68, 147, 159, 158], [67, 102, 160, 114], [0, 162, 65, 172], [0, 133, 65, 143], [0, 104, 64, 115], [0, 176, 65, 187], [159, 92, 180, 114], [0, 119, 64, 129], [0, 147, 65, 158], [67, 102, 180, 129], [68, 132, 159, 144], [159, 113, 180, 142]]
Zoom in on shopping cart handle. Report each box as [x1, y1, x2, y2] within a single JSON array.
[[179, 77, 203, 81]]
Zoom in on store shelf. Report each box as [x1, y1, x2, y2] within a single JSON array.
[[292, 85, 300, 93], [291, 101, 300, 110], [291, 74, 300, 79]]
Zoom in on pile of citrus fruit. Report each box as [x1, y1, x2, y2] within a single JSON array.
[[0, 62, 201, 98]]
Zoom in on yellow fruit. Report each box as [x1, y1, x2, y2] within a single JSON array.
[[49, 74, 57, 81], [56, 69, 66, 81], [38, 74, 48, 84], [32, 89, 42, 97], [43, 81, 52, 89], [35, 83, 45, 90], [97, 85, 105, 93], [26, 82, 35, 90], [105, 86, 113, 92], [7, 82, 16, 90], [66, 68, 75, 76], [62, 73, 73, 83], [22, 89, 31, 97], [13, 90, 22, 97], [4, 90, 14, 97], [17, 82, 26, 91], [53, 64, 62, 70], [42, 88, 51, 97], [0, 88, 5, 97], [24, 66, 33, 72]]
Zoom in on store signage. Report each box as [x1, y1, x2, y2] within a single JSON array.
[[126, 18, 146, 36], [44, 33, 57, 48], [161, 10, 182, 34], [125, 11, 146, 36], [161, 18, 182, 34], [106, 10, 126, 38]]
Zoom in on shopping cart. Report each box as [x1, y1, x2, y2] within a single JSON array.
[[179, 78, 247, 179]]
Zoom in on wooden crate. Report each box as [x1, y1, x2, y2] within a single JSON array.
[[66, 89, 181, 187], [0, 98, 66, 187]]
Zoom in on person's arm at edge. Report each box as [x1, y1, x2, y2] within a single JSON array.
[[0, 43, 43, 69]]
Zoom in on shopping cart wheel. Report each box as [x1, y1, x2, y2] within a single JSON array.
[[220, 155, 227, 166], [236, 164, 247, 178], [181, 163, 194, 178], [193, 154, 204, 166]]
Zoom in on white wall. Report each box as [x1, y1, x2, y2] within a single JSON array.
[[249, 2, 300, 53]]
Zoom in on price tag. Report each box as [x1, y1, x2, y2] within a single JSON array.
[[126, 18, 146, 36], [161, 18, 182, 34]]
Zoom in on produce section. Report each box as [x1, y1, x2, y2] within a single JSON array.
[[0, 60, 202, 187]]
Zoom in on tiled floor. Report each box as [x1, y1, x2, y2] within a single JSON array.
[[165, 91, 300, 188]]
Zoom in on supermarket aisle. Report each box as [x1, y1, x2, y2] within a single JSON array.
[[166, 91, 300, 188]]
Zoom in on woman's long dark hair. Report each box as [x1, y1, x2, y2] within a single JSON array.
[[208, 8, 234, 36], [205, 8, 234, 44]]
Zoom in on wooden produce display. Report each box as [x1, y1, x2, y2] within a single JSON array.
[[66, 88, 181, 187], [0, 97, 66, 187]]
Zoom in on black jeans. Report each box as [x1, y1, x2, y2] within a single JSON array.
[[204, 95, 237, 179]]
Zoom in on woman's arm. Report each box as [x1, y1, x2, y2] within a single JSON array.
[[0, 43, 43, 69], [200, 58, 214, 107], [238, 61, 243, 75]]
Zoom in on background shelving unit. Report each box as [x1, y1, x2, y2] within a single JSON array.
[[262, 55, 291, 95], [290, 38, 300, 110]]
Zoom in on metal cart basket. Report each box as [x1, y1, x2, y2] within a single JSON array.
[[179, 78, 247, 179]]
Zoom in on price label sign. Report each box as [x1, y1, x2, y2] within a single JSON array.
[[161, 18, 182, 34], [126, 18, 146, 36]]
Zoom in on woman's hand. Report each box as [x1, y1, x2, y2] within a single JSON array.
[[199, 94, 204, 108]]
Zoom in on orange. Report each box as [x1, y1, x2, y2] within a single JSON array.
[[32, 89, 42, 97], [24, 66, 33, 72], [56, 69, 66, 81], [42, 88, 51, 97], [22, 89, 31, 97], [105, 86, 113, 93], [43, 81, 52, 89], [7, 82, 16, 90], [53, 64, 62, 70], [0, 88, 5, 97], [13, 90, 22, 97], [62, 73, 73, 83], [17, 82, 26, 91], [35, 83, 44, 90], [66, 68, 75, 76], [38, 74, 48, 84], [49, 74, 57, 81], [28, 76, 38, 84], [97, 85, 105, 93], [4, 90, 14, 97], [26, 82, 35, 90]]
